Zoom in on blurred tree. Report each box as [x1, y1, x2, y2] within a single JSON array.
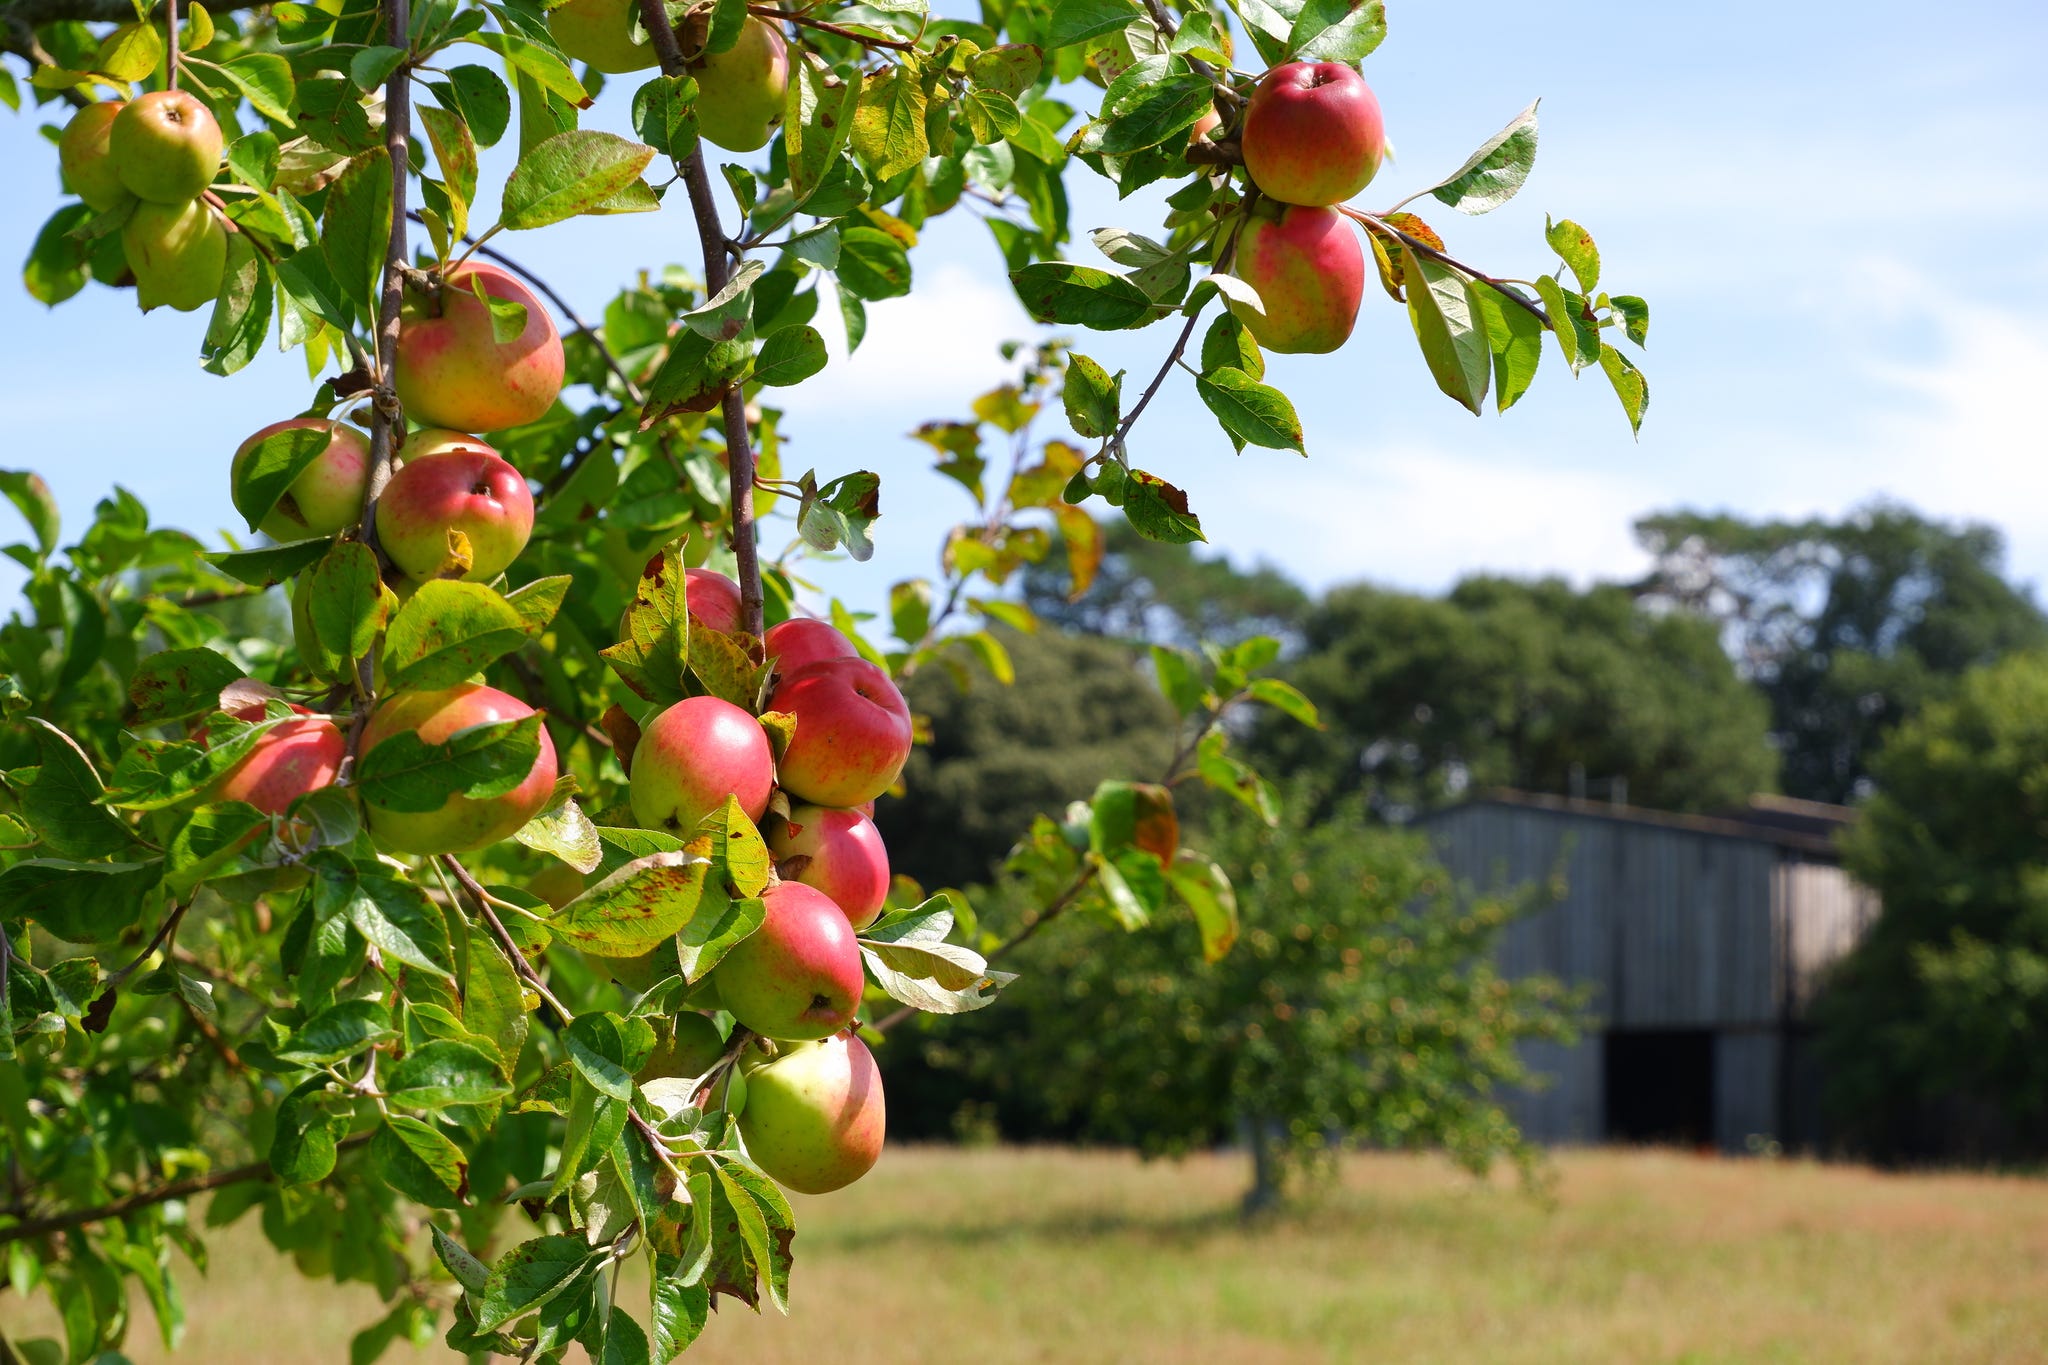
[[904, 790, 1579, 1210], [1264, 576, 1776, 815], [1815, 653, 2048, 1160], [879, 626, 1177, 890], [1635, 503, 2048, 803], [1019, 518, 1311, 648]]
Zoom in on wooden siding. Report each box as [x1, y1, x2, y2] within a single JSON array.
[[1776, 859, 1882, 1012]]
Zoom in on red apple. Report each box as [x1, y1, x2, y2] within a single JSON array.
[[395, 261, 564, 433], [628, 695, 776, 833], [232, 419, 371, 541], [769, 803, 889, 931], [1240, 62, 1386, 207], [767, 658, 913, 808], [109, 90, 223, 204], [764, 617, 856, 678], [360, 683, 559, 855], [1227, 204, 1364, 355], [738, 1032, 885, 1194], [59, 101, 128, 212], [374, 442, 534, 584], [713, 881, 864, 1041], [210, 704, 345, 815], [686, 568, 744, 633], [1189, 108, 1222, 147]]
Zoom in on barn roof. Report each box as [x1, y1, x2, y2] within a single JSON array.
[[1411, 788, 1854, 859]]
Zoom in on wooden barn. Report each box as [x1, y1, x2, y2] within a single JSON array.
[[1412, 790, 1881, 1153]]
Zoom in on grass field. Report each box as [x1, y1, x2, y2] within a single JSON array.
[[7, 1146, 2048, 1364]]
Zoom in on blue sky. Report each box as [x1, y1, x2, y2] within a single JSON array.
[[4, 0, 2046, 617]]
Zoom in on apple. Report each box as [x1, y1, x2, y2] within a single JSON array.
[[59, 101, 128, 212], [769, 803, 889, 931], [232, 420, 371, 541], [548, 0, 656, 73], [122, 199, 226, 313], [1226, 203, 1364, 355], [712, 881, 863, 1041], [109, 90, 223, 204], [375, 442, 534, 584], [1239, 62, 1386, 208], [360, 683, 560, 855], [210, 704, 345, 815], [764, 617, 856, 678], [637, 1011, 726, 1083], [528, 863, 585, 909], [738, 1032, 885, 1194], [692, 17, 788, 153], [628, 695, 776, 832], [767, 657, 913, 809], [395, 261, 564, 433], [686, 568, 744, 633], [1189, 108, 1222, 147]]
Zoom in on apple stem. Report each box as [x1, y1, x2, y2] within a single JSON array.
[[640, 0, 766, 639]]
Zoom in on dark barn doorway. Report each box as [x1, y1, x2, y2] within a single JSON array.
[[1605, 1030, 1715, 1146]]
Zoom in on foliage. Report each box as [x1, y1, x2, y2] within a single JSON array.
[[1019, 517, 1311, 648], [0, 0, 1649, 1356], [1635, 503, 2048, 804], [911, 788, 1580, 1206], [1815, 653, 2048, 1160], [1262, 575, 1776, 816]]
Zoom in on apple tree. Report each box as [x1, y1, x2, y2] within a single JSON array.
[[0, 0, 1651, 1357]]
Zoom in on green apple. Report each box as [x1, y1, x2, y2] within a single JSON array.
[[109, 90, 223, 204], [232, 419, 372, 541], [549, 0, 657, 73], [59, 101, 129, 212], [122, 199, 226, 313], [738, 1033, 885, 1194], [693, 18, 789, 153]]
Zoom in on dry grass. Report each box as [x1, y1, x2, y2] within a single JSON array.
[[6, 1146, 2047, 1364]]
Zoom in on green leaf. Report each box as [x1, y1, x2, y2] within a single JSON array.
[[217, 52, 297, 122], [1195, 729, 1278, 824], [1123, 470, 1204, 544], [376, 1115, 470, 1209], [1195, 367, 1304, 453], [433, 1226, 493, 1295], [419, 103, 479, 241], [1165, 851, 1239, 961], [1428, 99, 1540, 215], [969, 43, 1042, 98], [427, 65, 513, 148], [547, 850, 711, 958], [127, 648, 246, 725], [565, 1012, 635, 1100], [1285, 0, 1385, 60], [463, 30, 586, 106], [1045, 0, 1144, 49], [1535, 274, 1599, 372], [279, 999, 394, 1066], [1246, 677, 1321, 728], [0, 469, 59, 557], [1610, 294, 1650, 346], [1094, 73, 1212, 156], [641, 325, 753, 423], [836, 227, 912, 301], [323, 148, 392, 322], [1061, 353, 1121, 438], [753, 324, 828, 387], [633, 72, 700, 162], [795, 470, 881, 562], [349, 44, 409, 91], [227, 130, 281, 190], [463, 934, 530, 1080], [500, 130, 656, 231], [515, 792, 602, 873], [1150, 644, 1207, 715], [1091, 853, 1151, 930], [1598, 343, 1649, 436], [270, 1078, 346, 1183], [850, 63, 929, 182], [783, 62, 856, 204], [0, 860, 161, 943], [598, 538, 690, 704], [858, 894, 1013, 1014], [355, 713, 544, 814], [383, 580, 530, 691], [202, 234, 272, 377], [387, 1039, 512, 1109], [230, 423, 339, 534], [475, 1235, 597, 1333], [1011, 263, 1154, 330], [95, 21, 164, 81], [309, 540, 388, 674], [505, 575, 572, 636], [22, 205, 91, 306], [1545, 216, 1600, 293], [14, 718, 134, 857], [1474, 287, 1544, 413], [321, 861, 457, 979], [1406, 256, 1490, 415]]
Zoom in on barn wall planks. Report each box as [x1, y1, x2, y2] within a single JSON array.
[[1416, 797, 1879, 1151]]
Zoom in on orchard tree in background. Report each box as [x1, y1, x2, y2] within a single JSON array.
[[0, 0, 1652, 1356]]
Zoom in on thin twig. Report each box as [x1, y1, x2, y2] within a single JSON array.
[[1102, 307, 1203, 467], [163, 0, 179, 88], [747, 5, 916, 52], [1346, 208, 1552, 327], [0, 1134, 373, 1249], [441, 856, 571, 1019]]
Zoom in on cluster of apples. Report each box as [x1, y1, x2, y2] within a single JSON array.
[[549, 0, 789, 152], [1224, 62, 1388, 355], [58, 89, 229, 312], [627, 580, 909, 1194], [203, 248, 901, 1192]]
